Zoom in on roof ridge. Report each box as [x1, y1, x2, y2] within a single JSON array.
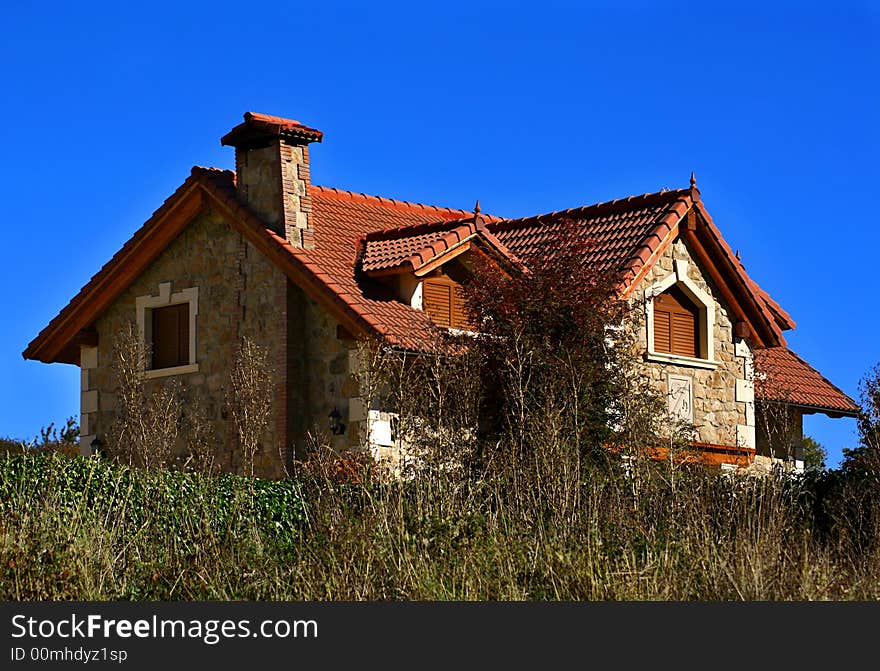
[[311, 184, 477, 218], [488, 187, 691, 233], [191, 165, 235, 177]]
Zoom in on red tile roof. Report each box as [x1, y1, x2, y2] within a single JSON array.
[[221, 112, 324, 147], [21, 168, 797, 361], [754, 347, 859, 417], [489, 188, 693, 279], [359, 214, 522, 275], [292, 184, 483, 349], [203, 174, 478, 351], [361, 219, 477, 273], [20, 116, 855, 433], [306, 181, 787, 350]]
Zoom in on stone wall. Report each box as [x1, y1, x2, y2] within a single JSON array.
[[86, 207, 290, 478], [286, 285, 362, 457], [631, 237, 755, 449]]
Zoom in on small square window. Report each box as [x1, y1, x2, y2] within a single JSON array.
[[136, 282, 198, 378]]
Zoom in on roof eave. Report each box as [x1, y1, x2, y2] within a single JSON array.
[[689, 201, 786, 348], [23, 169, 387, 365], [759, 399, 860, 419], [22, 176, 207, 364]]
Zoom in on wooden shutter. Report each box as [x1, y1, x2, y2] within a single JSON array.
[[423, 278, 473, 330], [654, 309, 672, 353], [423, 280, 452, 328], [653, 286, 699, 358], [671, 312, 697, 358], [451, 285, 473, 330], [151, 303, 189, 369]]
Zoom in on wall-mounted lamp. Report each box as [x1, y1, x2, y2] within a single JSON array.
[[328, 407, 346, 436]]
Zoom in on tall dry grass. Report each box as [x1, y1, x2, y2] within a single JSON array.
[[2, 447, 879, 600]]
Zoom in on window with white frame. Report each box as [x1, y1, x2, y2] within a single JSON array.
[[645, 259, 718, 370], [136, 282, 199, 378]]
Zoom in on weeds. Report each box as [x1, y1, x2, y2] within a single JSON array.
[[2, 451, 879, 600], [108, 323, 180, 470], [227, 336, 273, 479]]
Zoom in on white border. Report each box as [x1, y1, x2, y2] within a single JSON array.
[[645, 259, 718, 369], [667, 373, 694, 423]]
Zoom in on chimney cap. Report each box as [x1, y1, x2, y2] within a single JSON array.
[[221, 111, 324, 149]]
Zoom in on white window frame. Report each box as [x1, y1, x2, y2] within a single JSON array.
[[645, 259, 719, 370], [136, 281, 199, 379]]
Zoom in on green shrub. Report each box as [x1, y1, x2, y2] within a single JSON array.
[[0, 453, 306, 599]]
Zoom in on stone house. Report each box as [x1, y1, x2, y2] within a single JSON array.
[[23, 112, 858, 477]]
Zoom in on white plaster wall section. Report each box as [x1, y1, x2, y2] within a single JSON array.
[[668, 374, 694, 423], [736, 424, 756, 450], [398, 274, 423, 310], [734, 337, 756, 450]]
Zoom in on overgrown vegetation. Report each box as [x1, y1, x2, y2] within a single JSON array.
[[461, 220, 673, 473], [4, 222, 879, 600], [109, 323, 181, 470], [3, 446, 880, 600], [0, 454, 305, 600], [3, 344, 880, 600]]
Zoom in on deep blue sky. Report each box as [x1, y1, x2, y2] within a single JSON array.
[[1, 2, 876, 466]]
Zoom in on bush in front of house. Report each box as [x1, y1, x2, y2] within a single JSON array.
[[0, 452, 306, 599]]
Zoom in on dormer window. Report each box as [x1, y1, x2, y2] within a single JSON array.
[[422, 276, 473, 330]]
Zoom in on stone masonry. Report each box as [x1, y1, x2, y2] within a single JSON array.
[[84, 205, 361, 478], [632, 237, 755, 449], [87, 208, 288, 478]]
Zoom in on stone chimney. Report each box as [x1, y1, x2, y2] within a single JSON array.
[[221, 112, 323, 248]]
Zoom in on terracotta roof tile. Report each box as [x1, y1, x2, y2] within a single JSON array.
[[23, 169, 803, 365], [488, 188, 693, 279], [303, 186, 719, 350], [221, 111, 323, 147], [289, 185, 482, 350], [755, 347, 859, 416], [359, 214, 519, 274]]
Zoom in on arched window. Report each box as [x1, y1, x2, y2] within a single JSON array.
[[645, 258, 717, 369], [653, 285, 700, 358]]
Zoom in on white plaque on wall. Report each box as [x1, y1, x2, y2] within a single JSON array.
[[668, 374, 694, 423]]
